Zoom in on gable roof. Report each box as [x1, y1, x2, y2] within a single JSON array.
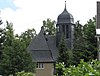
[[27, 27, 49, 51], [27, 27, 58, 62]]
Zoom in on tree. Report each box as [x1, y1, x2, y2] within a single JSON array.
[[73, 17, 97, 65], [0, 28, 5, 48], [73, 21, 85, 50], [73, 21, 86, 64], [43, 18, 56, 35], [0, 21, 35, 76], [83, 17, 97, 60], [0, 17, 3, 57], [0, 28, 5, 57], [19, 28, 36, 47], [57, 34, 73, 67]]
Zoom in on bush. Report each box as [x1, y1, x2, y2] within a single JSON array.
[[56, 59, 100, 76], [16, 71, 35, 76]]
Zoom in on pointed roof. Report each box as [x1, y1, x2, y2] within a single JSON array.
[[27, 27, 58, 62], [64, 1, 68, 12], [57, 1, 74, 24], [27, 27, 49, 51]]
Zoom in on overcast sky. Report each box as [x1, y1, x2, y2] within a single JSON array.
[[0, 0, 99, 34]]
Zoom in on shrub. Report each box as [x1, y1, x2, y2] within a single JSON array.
[[56, 59, 100, 76], [16, 71, 35, 76]]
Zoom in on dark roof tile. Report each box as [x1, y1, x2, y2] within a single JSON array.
[[31, 50, 54, 62], [46, 36, 58, 61], [27, 28, 49, 50], [27, 27, 58, 62]]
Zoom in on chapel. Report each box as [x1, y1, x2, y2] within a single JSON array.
[[27, 1, 75, 76]]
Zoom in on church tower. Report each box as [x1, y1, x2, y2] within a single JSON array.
[[56, 1, 75, 49]]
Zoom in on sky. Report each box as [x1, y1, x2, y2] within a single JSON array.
[[0, 0, 99, 34]]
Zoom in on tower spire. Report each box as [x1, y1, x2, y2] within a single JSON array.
[[64, 1, 67, 11]]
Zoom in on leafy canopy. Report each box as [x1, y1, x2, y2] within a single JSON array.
[[0, 21, 36, 76]]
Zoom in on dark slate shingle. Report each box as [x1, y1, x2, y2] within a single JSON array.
[[46, 36, 58, 61], [27, 27, 58, 62], [27, 28, 49, 51], [31, 50, 54, 62]]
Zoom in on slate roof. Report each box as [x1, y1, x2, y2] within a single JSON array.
[[31, 50, 54, 62], [27, 27, 49, 51], [57, 2, 74, 24], [27, 27, 58, 62], [46, 36, 58, 61]]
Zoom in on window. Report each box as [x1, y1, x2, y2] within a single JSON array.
[[62, 25, 69, 38], [62, 25, 65, 34], [66, 25, 69, 38], [36, 63, 44, 69]]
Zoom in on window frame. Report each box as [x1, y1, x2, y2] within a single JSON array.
[[36, 63, 44, 69]]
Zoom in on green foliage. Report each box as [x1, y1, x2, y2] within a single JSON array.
[[83, 17, 97, 60], [74, 21, 86, 51], [73, 21, 87, 65], [56, 59, 100, 76], [56, 63, 65, 76], [43, 18, 56, 35], [0, 28, 5, 45], [73, 17, 97, 65], [0, 21, 35, 76], [57, 34, 73, 67], [16, 71, 35, 76], [0, 27, 5, 57], [18, 28, 36, 47]]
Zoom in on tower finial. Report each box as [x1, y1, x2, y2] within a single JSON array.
[[64, 1, 66, 11]]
